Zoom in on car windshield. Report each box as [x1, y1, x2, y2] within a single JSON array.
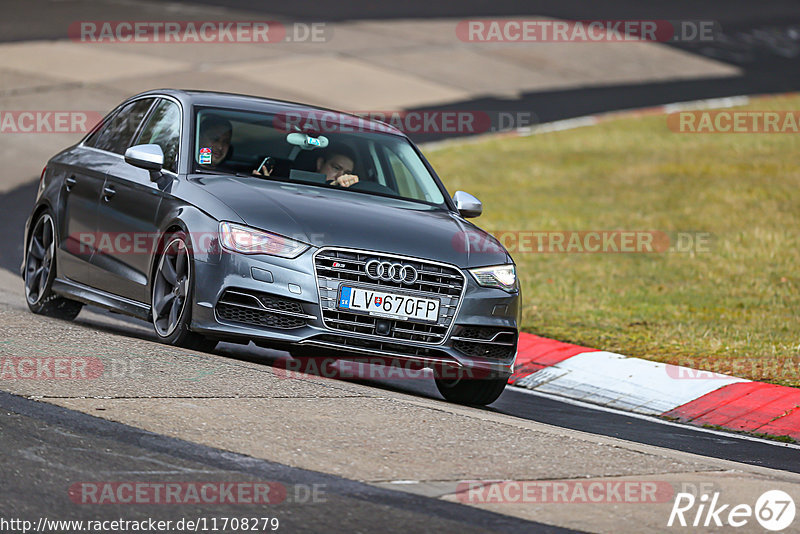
[[192, 107, 447, 206]]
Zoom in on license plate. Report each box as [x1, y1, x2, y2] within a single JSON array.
[[338, 286, 439, 323]]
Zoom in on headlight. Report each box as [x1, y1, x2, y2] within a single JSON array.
[[469, 264, 517, 291], [219, 222, 309, 258]]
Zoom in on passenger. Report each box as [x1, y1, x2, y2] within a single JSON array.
[[201, 114, 359, 189], [197, 115, 233, 169]]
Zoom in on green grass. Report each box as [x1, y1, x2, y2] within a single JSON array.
[[426, 95, 800, 387]]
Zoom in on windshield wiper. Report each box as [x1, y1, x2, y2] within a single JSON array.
[[194, 168, 230, 176], [195, 168, 274, 179]]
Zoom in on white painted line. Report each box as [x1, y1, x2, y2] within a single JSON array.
[[421, 93, 765, 152], [517, 116, 599, 135], [515, 351, 748, 415], [661, 96, 750, 113], [509, 386, 800, 450]]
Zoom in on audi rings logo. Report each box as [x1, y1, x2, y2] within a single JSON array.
[[365, 260, 418, 284]]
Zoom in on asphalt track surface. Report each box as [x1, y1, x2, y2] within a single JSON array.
[[1, 212, 797, 477], [171, 0, 800, 129], [8, 0, 800, 31], [209, 343, 800, 475], [1, 0, 799, 479], [3, 0, 800, 283], [0, 391, 571, 533], [5, 1, 800, 143]]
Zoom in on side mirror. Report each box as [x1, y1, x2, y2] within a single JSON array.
[[453, 191, 482, 218], [125, 144, 164, 181]]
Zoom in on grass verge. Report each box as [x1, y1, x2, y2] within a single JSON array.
[[426, 95, 800, 387]]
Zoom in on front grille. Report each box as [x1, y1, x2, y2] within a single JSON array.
[[314, 248, 466, 344], [452, 341, 515, 360], [215, 289, 313, 330], [451, 326, 517, 360]]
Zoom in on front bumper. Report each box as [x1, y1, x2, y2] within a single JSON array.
[[190, 246, 520, 378]]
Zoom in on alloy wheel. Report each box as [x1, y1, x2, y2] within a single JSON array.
[[25, 214, 55, 305], [152, 237, 191, 337]]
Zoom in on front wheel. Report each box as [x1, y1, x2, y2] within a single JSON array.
[[24, 211, 83, 320], [151, 232, 217, 353], [435, 376, 508, 405]]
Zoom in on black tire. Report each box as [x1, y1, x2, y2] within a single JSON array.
[[151, 231, 218, 353], [24, 211, 83, 321], [435, 376, 508, 405]]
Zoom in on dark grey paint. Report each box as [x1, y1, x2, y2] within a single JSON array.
[[22, 89, 520, 378]]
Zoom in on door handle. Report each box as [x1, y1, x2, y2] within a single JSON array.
[[65, 175, 77, 191], [103, 185, 116, 201]]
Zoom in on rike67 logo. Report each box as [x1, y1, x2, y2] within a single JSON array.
[[668, 490, 795, 531]]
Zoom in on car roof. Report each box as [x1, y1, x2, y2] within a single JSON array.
[[129, 88, 407, 138]]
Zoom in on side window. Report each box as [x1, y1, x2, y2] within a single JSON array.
[[386, 149, 423, 200], [85, 98, 155, 155], [135, 99, 181, 173], [382, 143, 444, 204], [367, 142, 388, 186]]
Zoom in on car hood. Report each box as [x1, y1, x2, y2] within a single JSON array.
[[194, 175, 511, 267]]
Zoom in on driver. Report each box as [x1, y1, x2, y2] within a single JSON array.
[[255, 143, 359, 188], [315, 144, 360, 187]]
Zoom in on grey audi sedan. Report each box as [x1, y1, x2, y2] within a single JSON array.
[[21, 89, 520, 405]]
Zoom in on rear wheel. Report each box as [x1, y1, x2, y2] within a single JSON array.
[[435, 376, 508, 405], [24, 212, 82, 320], [151, 232, 217, 353]]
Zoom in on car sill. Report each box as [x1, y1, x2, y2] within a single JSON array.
[[52, 278, 151, 321]]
